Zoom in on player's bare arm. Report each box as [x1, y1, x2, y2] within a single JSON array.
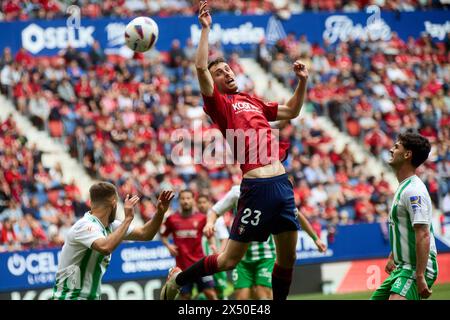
[[204, 208, 218, 238], [125, 191, 175, 241], [91, 194, 139, 255], [297, 209, 327, 252], [277, 61, 309, 120], [415, 224, 432, 298], [195, 1, 214, 96], [208, 235, 218, 254]]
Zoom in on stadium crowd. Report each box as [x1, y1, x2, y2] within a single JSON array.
[[0, 2, 448, 252], [0, 0, 448, 21], [0, 114, 89, 252], [0, 34, 401, 251], [257, 30, 449, 220]]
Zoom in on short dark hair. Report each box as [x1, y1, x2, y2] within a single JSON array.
[[89, 182, 117, 205], [197, 194, 210, 202], [179, 189, 194, 197], [398, 131, 431, 168], [207, 57, 227, 71]]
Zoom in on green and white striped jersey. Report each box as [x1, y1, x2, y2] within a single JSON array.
[[212, 186, 276, 263], [51, 212, 133, 300], [389, 175, 438, 280]]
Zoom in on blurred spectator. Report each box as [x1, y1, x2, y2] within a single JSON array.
[[0, 115, 88, 251], [0, 0, 448, 23], [89, 41, 106, 66]]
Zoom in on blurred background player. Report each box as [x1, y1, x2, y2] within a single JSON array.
[[160, 189, 218, 300], [51, 182, 174, 300], [371, 132, 438, 300], [206, 184, 327, 299], [161, 0, 309, 301], [197, 194, 230, 299]]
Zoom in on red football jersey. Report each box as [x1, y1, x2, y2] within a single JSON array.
[[161, 212, 207, 270], [202, 86, 289, 174]]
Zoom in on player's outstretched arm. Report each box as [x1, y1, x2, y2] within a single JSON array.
[[276, 61, 309, 120], [195, 1, 214, 97], [297, 210, 327, 252], [415, 224, 432, 299], [91, 194, 139, 255], [125, 191, 175, 241]]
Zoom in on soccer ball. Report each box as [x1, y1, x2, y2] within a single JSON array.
[[124, 17, 159, 52]]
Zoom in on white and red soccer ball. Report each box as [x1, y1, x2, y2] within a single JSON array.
[[124, 17, 159, 52]]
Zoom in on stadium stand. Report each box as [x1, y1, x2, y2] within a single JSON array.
[[0, 0, 448, 22], [0, 114, 85, 251], [257, 31, 449, 215], [0, 1, 448, 252]]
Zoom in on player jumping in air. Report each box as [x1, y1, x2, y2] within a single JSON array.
[[51, 182, 174, 300], [371, 132, 438, 300], [206, 184, 327, 299], [160, 0, 309, 300]]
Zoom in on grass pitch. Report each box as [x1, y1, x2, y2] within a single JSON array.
[[288, 283, 450, 300]]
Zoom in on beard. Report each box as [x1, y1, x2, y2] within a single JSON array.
[[108, 205, 117, 224], [181, 205, 192, 215]]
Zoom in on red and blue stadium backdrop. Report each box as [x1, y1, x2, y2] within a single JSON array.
[[1, 223, 449, 293], [0, 10, 448, 56]]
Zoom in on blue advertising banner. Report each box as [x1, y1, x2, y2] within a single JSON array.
[[1, 222, 449, 292], [0, 8, 448, 56], [296, 222, 450, 265], [0, 241, 175, 292]]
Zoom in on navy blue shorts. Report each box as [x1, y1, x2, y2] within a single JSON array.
[[180, 275, 215, 295], [230, 173, 300, 242]]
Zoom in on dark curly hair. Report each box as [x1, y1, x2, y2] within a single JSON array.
[[398, 131, 431, 168]]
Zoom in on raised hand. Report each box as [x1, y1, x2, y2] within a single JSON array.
[[124, 194, 140, 220], [293, 60, 309, 81], [156, 190, 175, 215], [198, 1, 212, 28]]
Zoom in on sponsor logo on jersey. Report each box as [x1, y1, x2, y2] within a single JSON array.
[[393, 278, 402, 289], [409, 196, 422, 211], [174, 230, 198, 238], [232, 102, 261, 114]]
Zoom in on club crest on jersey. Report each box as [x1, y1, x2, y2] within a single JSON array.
[[238, 224, 245, 235], [410, 196, 422, 210]]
